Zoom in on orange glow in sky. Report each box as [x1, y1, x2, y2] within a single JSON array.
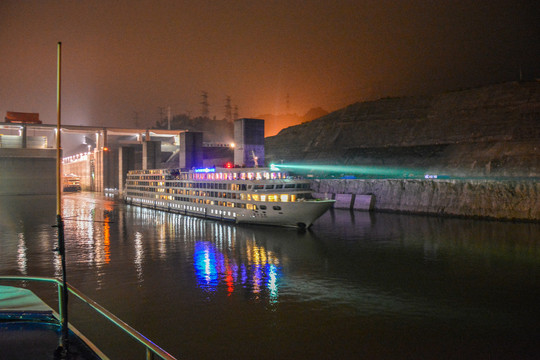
[[0, 1, 537, 134]]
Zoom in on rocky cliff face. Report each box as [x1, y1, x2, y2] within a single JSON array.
[[266, 81, 540, 177]]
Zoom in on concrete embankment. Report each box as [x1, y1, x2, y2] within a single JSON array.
[[0, 148, 56, 195], [311, 179, 540, 222]]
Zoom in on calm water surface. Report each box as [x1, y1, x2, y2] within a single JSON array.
[[1, 192, 539, 359]]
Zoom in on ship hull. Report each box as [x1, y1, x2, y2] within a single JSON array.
[[125, 196, 335, 228]]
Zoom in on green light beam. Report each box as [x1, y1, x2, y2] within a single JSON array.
[[271, 163, 429, 178]]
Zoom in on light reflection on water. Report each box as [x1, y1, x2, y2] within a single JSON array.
[[134, 231, 144, 283], [16, 232, 27, 275], [1, 193, 539, 359], [193, 240, 282, 300], [50, 194, 287, 303]]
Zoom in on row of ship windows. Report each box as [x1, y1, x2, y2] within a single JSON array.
[[127, 193, 283, 211], [127, 188, 309, 202], [126, 181, 309, 191], [127, 190, 302, 202], [128, 170, 286, 181], [165, 202, 237, 216]]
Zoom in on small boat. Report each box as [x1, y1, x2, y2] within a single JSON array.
[[0, 276, 177, 359], [63, 174, 82, 192], [123, 166, 335, 228]]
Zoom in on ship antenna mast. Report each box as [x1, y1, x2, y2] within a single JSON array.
[[251, 150, 259, 168]]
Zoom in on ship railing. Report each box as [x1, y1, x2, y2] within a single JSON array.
[[0, 276, 178, 360]]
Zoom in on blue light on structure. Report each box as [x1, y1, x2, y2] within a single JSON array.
[[270, 163, 280, 171], [194, 167, 216, 173]]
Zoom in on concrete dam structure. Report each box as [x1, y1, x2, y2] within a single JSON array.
[[266, 81, 540, 221]]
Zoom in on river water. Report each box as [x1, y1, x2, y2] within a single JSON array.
[[1, 192, 539, 359]]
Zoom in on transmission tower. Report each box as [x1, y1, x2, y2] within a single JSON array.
[[225, 95, 232, 122], [201, 91, 209, 118]]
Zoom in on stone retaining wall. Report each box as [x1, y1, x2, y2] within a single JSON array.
[[311, 179, 540, 222]]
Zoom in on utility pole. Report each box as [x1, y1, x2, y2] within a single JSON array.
[[167, 106, 171, 130], [286, 93, 290, 113], [201, 91, 209, 118]]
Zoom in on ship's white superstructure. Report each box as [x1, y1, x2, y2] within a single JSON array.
[[123, 167, 334, 228]]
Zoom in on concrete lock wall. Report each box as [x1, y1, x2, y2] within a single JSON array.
[[315, 193, 374, 211], [311, 178, 540, 222], [0, 149, 56, 195], [119, 147, 135, 194], [143, 141, 161, 170]]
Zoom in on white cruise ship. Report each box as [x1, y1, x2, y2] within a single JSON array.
[[123, 166, 335, 228]]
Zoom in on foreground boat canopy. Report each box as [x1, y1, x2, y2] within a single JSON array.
[[0, 285, 52, 313]]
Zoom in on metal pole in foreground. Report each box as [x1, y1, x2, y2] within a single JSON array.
[[55, 41, 69, 355]]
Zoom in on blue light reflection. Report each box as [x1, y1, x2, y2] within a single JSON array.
[[193, 241, 282, 301], [194, 242, 219, 289]]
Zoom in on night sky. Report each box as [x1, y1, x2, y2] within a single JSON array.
[[1, 1, 538, 132]]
